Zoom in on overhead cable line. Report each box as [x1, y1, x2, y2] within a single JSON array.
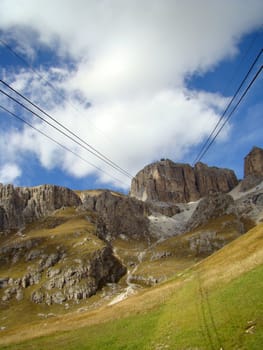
[[0, 37, 111, 141], [0, 78, 133, 179], [0, 103, 129, 187], [0, 84, 133, 179], [0, 38, 73, 104], [195, 65, 262, 162], [0, 37, 126, 174], [192, 48, 263, 165], [0, 37, 133, 179], [220, 29, 261, 96]]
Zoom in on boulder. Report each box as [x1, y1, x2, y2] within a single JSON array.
[[31, 289, 45, 303], [0, 277, 9, 289]]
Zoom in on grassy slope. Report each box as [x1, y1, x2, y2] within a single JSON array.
[[1, 223, 262, 349], [125, 214, 253, 284], [0, 207, 108, 330]]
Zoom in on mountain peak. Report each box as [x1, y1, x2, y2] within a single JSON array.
[[130, 160, 238, 203], [244, 146, 263, 178]]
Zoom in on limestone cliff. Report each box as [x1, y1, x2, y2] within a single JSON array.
[[130, 159, 238, 203], [0, 226, 126, 305], [194, 162, 238, 196], [186, 193, 236, 230], [241, 147, 263, 191], [244, 146, 263, 178], [240, 147, 263, 192], [80, 190, 150, 241], [0, 184, 81, 231]]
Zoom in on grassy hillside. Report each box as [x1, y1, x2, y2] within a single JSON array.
[[1, 223, 262, 349], [116, 214, 252, 285], [0, 207, 117, 331]]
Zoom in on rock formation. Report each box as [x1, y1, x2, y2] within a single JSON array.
[[80, 190, 150, 241], [0, 236, 126, 304], [80, 190, 181, 242], [234, 188, 263, 223], [194, 162, 238, 196], [0, 184, 81, 231], [186, 193, 236, 230], [241, 147, 263, 191], [30, 246, 126, 305], [244, 146, 263, 178], [130, 159, 238, 203], [0, 146, 262, 308]]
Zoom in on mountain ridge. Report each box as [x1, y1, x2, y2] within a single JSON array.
[[0, 146, 263, 349], [130, 159, 238, 203], [0, 146, 262, 341]]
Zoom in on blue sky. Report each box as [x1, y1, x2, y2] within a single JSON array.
[[0, 1, 262, 192]]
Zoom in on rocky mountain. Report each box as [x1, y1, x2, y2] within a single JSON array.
[[130, 159, 238, 203], [186, 193, 235, 231], [244, 146, 263, 178], [80, 190, 150, 241], [80, 190, 180, 242], [0, 184, 81, 231], [241, 146, 263, 191], [0, 146, 262, 310], [0, 210, 126, 305]]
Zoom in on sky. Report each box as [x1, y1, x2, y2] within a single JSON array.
[[0, 0, 262, 192]]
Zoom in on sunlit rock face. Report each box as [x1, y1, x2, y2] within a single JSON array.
[[0, 184, 81, 230], [240, 147, 263, 192], [244, 146, 263, 178], [130, 159, 238, 203]]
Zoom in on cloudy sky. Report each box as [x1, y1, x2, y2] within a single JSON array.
[[0, 0, 262, 191]]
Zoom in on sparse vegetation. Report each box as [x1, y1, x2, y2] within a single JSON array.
[[1, 223, 262, 349], [0, 146, 262, 349]]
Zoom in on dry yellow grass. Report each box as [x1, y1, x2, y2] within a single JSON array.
[[1, 223, 262, 347], [196, 222, 263, 288], [0, 274, 182, 346]]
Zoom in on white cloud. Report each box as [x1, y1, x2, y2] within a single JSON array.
[[1, 87, 229, 188], [0, 163, 21, 184], [0, 0, 262, 188]]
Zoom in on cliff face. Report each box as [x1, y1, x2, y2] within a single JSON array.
[[240, 147, 263, 191], [186, 193, 235, 231], [80, 190, 150, 241], [244, 146, 263, 178], [194, 162, 238, 196], [0, 220, 126, 305], [0, 184, 81, 231], [130, 159, 238, 203], [130, 161, 198, 203]]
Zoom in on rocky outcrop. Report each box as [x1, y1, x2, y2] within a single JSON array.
[[194, 162, 238, 197], [187, 193, 236, 230], [146, 201, 180, 217], [30, 246, 126, 305], [0, 235, 126, 304], [234, 189, 263, 223], [130, 161, 198, 203], [0, 184, 81, 231], [241, 147, 263, 191], [130, 159, 238, 203], [80, 191, 150, 241], [244, 146, 263, 178]]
